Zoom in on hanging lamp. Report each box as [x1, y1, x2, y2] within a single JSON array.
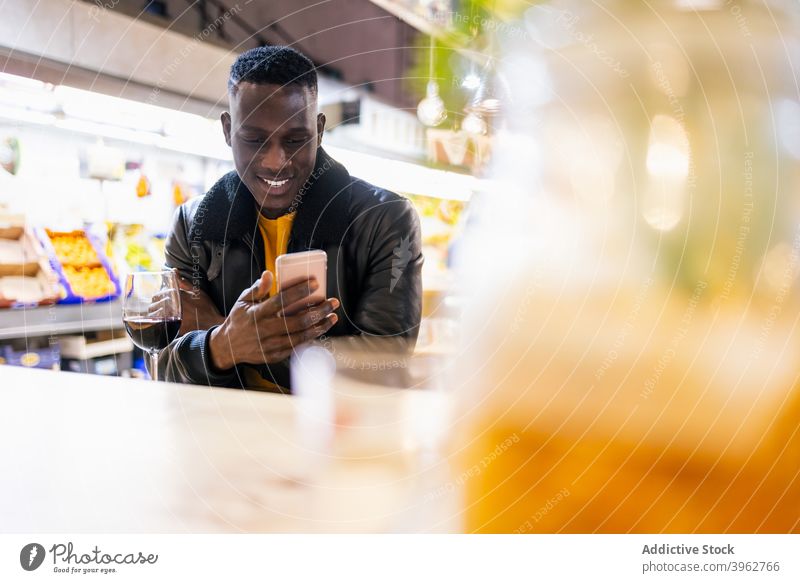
[[417, 37, 447, 127]]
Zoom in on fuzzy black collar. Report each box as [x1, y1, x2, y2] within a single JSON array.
[[188, 147, 352, 248]]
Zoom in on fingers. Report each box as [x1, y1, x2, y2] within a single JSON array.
[[270, 298, 340, 334], [257, 271, 273, 299], [261, 348, 294, 364], [289, 312, 338, 345], [277, 279, 331, 317], [147, 296, 176, 317], [255, 277, 318, 317], [258, 312, 338, 354], [240, 271, 273, 304], [150, 289, 176, 303], [236, 300, 339, 365], [279, 293, 324, 318]]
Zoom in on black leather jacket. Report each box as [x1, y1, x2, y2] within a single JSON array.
[[156, 148, 423, 391]]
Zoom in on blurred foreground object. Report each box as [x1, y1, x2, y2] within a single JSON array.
[[454, 0, 800, 533], [292, 337, 450, 458]]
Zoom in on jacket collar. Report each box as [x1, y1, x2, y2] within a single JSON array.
[[188, 147, 352, 248]]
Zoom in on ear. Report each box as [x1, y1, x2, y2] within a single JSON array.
[[316, 112, 326, 148], [221, 111, 232, 147]]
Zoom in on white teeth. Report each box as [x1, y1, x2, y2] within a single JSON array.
[[260, 177, 289, 187]]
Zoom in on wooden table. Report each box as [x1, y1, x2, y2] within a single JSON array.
[[0, 365, 459, 533]]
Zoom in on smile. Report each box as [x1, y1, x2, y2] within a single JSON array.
[[258, 177, 291, 187]]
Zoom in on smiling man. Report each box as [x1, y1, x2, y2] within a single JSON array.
[[157, 46, 423, 392]]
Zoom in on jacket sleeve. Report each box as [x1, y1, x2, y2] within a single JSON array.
[[156, 326, 241, 386], [352, 196, 423, 346], [155, 204, 239, 386], [164, 204, 207, 291], [163, 205, 225, 335]]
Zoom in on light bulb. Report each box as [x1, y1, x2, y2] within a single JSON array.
[[462, 111, 488, 135], [462, 73, 481, 91], [417, 81, 447, 127]]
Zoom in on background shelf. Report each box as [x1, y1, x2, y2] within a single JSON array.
[[0, 300, 122, 340]]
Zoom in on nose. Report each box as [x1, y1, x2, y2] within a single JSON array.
[[259, 142, 290, 175]]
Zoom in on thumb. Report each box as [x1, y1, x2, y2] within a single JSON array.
[[242, 271, 273, 303]]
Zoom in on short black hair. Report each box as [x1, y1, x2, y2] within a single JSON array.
[[228, 46, 317, 97]]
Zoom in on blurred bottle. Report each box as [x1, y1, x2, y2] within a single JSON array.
[[454, 0, 800, 533]]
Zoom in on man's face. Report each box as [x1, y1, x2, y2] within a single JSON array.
[[222, 82, 325, 216]]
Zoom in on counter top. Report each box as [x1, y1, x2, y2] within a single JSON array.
[[0, 365, 458, 533]]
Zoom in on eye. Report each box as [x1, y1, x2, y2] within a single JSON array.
[[240, 135, 265, 145]]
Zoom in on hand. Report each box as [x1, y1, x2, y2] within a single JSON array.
[[150, 270, 224, 334], [208, 271, 339, 371], [173, 270, 225, 333]]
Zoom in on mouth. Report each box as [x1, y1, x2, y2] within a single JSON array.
[[259, 177, 290, 187], [255, 175, 295, 197]]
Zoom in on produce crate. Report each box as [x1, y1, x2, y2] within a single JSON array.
[[0, 213, 34, 276], [0, 223, 61, 308], [37, 228, 120, 304], [0, 212, 25, 240]]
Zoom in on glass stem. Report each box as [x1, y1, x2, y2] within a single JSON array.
[[150, 350, 159, 382]]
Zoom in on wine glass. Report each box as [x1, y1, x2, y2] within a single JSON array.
[[122, 270, 182, 382]]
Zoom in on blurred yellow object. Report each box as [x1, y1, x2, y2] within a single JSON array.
[[46, 230, 100, 266], [455, 287, 799, 532], [62, 264, 115, 299], [453, 0, 800, 533], [45, 229, 115, 299], [135, 174, 150, 198], [172, 181, 187, 206]]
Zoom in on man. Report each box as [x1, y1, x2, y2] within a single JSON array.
[[158, 46, 423, 392]]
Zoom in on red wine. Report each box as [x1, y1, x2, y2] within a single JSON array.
[[123, 317, 182, 352]]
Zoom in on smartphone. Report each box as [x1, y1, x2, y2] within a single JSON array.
[[275, 249, 327, 305]]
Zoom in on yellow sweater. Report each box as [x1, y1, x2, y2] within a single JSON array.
[[244, 210, 296, 390], [258, 210, 296, 296]]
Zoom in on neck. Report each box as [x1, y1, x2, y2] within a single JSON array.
[[258, 207, 292, 220]]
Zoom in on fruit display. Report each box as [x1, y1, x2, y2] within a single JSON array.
[[61, 265, 117, 298], [404, 193, 468, 276], [107, 223, 167, 275], [47, 230, 101, 266], [405, 194, 467, 244], [38, 228, 120, 303], [402, 192, 469, 318]]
